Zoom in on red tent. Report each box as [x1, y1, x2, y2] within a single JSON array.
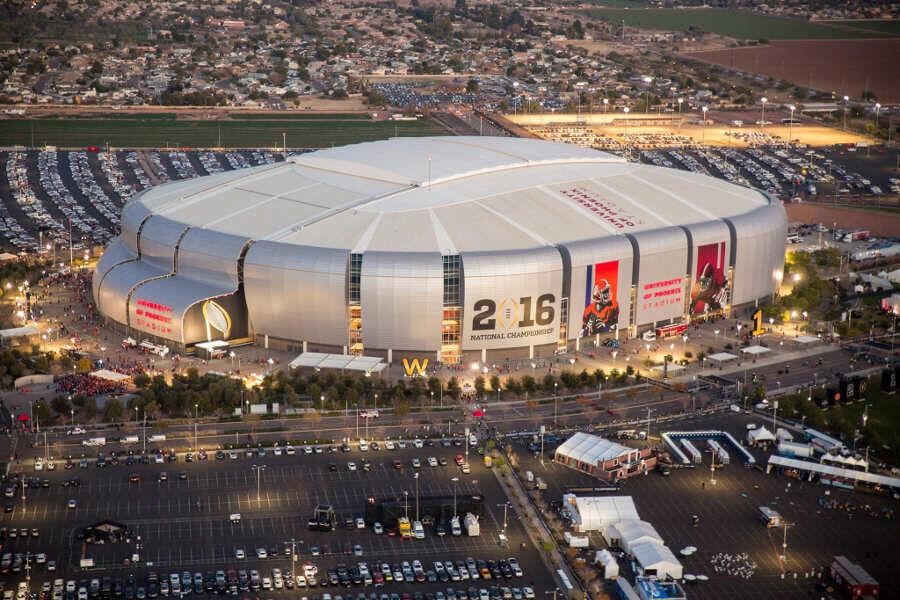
[[471, 409, 485, 418], [16, 414, 29, 422]]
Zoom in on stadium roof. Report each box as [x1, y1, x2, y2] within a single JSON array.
[[136, 137, 771, 254]]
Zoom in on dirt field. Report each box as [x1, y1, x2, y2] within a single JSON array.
[[683, 39, 900, 102], [785, 203, 900, 236], [507, 112, 872, 147]]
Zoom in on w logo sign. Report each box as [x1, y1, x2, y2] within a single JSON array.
[[402, 358, 429, 377]]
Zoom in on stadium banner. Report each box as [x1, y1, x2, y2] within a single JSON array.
[[580, 260, 621, 336], [461, 249, 562, 351], [689, 241, 729, 318], [634, 230, 688, 326]]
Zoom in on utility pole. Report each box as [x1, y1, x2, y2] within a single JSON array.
[[646, 407, 653, 441], [781, 521, 791, 562]]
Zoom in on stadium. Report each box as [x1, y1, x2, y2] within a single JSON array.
[[92, 136, 787, 364]]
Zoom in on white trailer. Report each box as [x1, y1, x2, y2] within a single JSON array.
[[777, 441, 814, 458], [707, 439, 730, 465], [681, 439, 702, 464], [464, 513, 480, 536]]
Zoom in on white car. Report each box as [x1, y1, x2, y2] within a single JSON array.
[[385, 441, 396, 451], [235, 549, 246, 560], [411, 457, 421, 469], [373, 522, 384, 535], [427, 457, 438, 467], [261, 577, 272, 591], [413, 438, 424, 448], [68, 427, 86, 436], [347, 462, 357, 471], [355, 517, 365, 529], [523, 588, 535, 599], [303, 446, 313, 455], [34, 458, 44, 471], [256, 547, 268, 559]]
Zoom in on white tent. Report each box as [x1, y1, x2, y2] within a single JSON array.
[[554, 432, 635, 469], [794, 335, 820, 345], [822, 453, 868, 470], [594, 549, 619, 580], [564, 495, 639, 533], [747, 426, 777, 445], [707, 352, 738, 363], [741, 345, 771, 356], [90, 369, 131, 383], [605, 519, 664, 553], [0, 325, 39, 340], [631, 540, 683, 580]]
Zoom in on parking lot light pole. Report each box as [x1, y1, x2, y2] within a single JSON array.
[[788, 105, 796, 141], [285, 538, 303, 584], [497, 502, 509, 533], [193, 403, 198, 450], [414, 472, 420, 522], [251, 464, 267, 502], [553, 382, 558, 426], [451, 477, 459, 519], [646, 407, 653, 441]]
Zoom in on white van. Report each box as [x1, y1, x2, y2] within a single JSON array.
[[82, 437, 106, 447], [358, 439, 368, 452], [148, 434, 166, 443], [642, 330, 657, 341], [229, 513, 241, 523]]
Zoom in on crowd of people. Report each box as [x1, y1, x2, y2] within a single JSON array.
[[709, 552, 757, 579], [55, 373, 126, 397]]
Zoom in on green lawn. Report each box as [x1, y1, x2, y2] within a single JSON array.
[[0, 117, 448, 149], [582, 8, 892, 39], [828, 19, 900, 36], [230, 113, 373, 120]]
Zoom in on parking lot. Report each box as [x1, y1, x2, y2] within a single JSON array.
[[0, 149, 279, 254], [514, 412, 900, 599], [0, 440, 557, 597]]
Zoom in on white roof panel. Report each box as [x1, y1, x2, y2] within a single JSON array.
[[132, 137, 772, 253]]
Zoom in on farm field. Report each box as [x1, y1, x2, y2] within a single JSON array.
[[582, 8, 894, 39], [0, 116, 448, 149], [683, 39, 900, 103], [826, 19, 900, 36]]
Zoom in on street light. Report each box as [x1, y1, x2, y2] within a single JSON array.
[[760, 97, 768, 130], [677, 97, 683, 115], [843, 95, 850, 130], [788, 104, 796, 142], [701, 106, 708, 143], [451, 476, 459, 519], [251, 464, 267, 502], [875, 102, 882, 129], [642, 76, 654, 113], [553, 382, 559, 426]]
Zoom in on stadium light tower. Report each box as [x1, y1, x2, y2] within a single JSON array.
[[843, 95, 850, 130], [603, 97, 608, 113], [677, 97, 684, 115], [875, 102, 881, 129], [788, 105, 796, 142], [642, 76, 654, 113], [760, 97, 768, 130]]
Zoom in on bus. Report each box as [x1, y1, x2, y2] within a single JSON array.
[[758, 506, 782, 528]]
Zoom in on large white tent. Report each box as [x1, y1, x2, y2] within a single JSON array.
[[747, 426, 777, 445], [554, 432, 635, 471], [631, 541, 683, 580], [605, 519, 664, 553], [564, 495, 639, 533]]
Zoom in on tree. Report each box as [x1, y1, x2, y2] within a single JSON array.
[[34, 401, 51, 426], [143, 400, 160, 420], [489, 375, 501, 393], [465, 78, 479, 94], [51, 395, 70, 415], [474, 376, 486, 396], [446, 377, 461, 400], [104, 398, 124, 422]]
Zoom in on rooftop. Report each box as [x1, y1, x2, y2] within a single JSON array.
[[135, 136, 771, 253]]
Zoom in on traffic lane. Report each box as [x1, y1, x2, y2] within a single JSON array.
[[718, 348, 852, 388]]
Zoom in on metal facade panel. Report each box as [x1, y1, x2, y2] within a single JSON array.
[[97, 260, 166, 326], [730, 205, 788, 305], [177, 229, 248, 289], [139, 216, 189, 273], [461, 247, 563, 350], [128, 276, 232, 344], [632, 227, 689, 326], [361, 252, 443, 351], [563, 236, 634, 339], [243, 242, 348, 346], [92, 237, 136, 309], [121, 199, 152, 253]]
